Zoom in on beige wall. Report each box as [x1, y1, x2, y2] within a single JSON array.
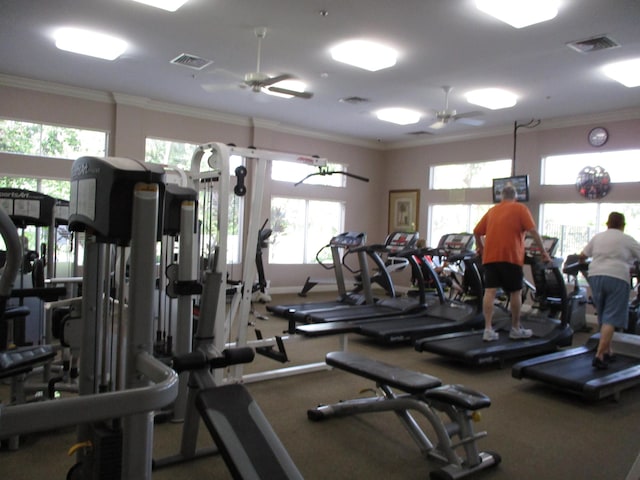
[[384, 117, 640, 243], [1, 80, 639, 289]]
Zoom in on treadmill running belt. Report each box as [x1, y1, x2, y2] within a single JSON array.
[[519, 353, 640, 392]]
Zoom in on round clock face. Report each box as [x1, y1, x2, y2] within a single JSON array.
[[588, 127, 608, 147]]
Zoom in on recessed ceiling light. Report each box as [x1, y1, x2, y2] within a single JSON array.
[[475, 0, 559, 28], [375, 108, 421, 125], [602, 58, 640, 88], [131, 0, 188, 12], [465, 88, 518, 110], [54, 28, 127, 60], [262, 79, 309, 99], [330, 40, 398, 72]]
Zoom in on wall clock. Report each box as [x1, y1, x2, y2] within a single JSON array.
[[588, 127, 609, 147]]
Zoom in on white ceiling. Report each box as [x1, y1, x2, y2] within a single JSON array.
[[1, 0, 639, 145]]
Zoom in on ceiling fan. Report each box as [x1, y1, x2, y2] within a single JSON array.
[[239, 27, 313, 99], [428, 86, 483, 129]]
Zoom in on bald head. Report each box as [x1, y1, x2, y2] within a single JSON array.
[[501, 185, 517, 201]]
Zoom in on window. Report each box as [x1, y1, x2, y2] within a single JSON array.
[[427, 159, 510, 247], [271, 160, 347, 187], [430, 159, 512, 189], [541, 203, 640, 260], [0, 119, 107, 159], [428, 204, 491, 247], [145, 138, 244, 173], [542, 150, 640, 185], [269, 197, 345, 264], [145, 138, 198, 170]]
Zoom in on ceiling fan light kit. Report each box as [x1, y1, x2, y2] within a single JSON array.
[[204, 27, 313, 99], [427, 86, 485, 130]]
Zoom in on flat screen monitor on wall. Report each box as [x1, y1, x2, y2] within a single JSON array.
[[492, 175, 529, 203]]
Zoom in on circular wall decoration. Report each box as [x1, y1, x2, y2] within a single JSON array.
[[588, 127, 609, 147], [576, 165, 611, 200]]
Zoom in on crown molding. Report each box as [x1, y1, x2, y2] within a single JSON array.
[[0, 73, 113, 103], [0, 74, 383, 150], [384, 107, 640, 150]]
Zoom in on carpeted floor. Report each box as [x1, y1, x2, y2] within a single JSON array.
[[2, 291, 640, 480]]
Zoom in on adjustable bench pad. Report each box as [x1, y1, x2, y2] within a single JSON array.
[[326, 351, 442, 394], [0, 345, 56, 379], [196, 383, 303, 480], [423, 384, 491, 410]]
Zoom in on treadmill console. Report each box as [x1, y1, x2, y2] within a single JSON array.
[[524, 235, 558, 257], [437, 233, 475, 255], [385, 231, 419, 254], [329, 231, 366, 249]]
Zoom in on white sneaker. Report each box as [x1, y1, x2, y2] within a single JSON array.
[[509, 326, 533, 339], [483, 329, 499, 342]]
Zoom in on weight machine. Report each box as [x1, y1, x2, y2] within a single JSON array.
[[185, 142, 348, 384]]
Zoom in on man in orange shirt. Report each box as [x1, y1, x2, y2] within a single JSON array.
[[473, 185, 551, 341]]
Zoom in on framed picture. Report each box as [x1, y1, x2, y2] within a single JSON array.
[[388, 189, 419, 233]]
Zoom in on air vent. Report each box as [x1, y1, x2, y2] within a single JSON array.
[[339, 96, 370, 104], [170, 53, 213, 70], [567, 35, 620, 54], [406, 130, 434, 136]]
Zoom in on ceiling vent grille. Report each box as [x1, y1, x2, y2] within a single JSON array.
[[567, 35, 620, 54], [170, 53, 213, 70], [339, 96, 370, 104], [406, 130, 434, 136]]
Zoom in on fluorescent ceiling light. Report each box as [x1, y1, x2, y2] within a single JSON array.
[[131, 0, 188, 12], [330, 40, 398, 72], [262, 79, 309, 98], [375, 108, 421, 125], [602, 58, 640, 88], [465, 88, 518, 110], [475, 0, 559, 28], [54, 28, 127, 60]]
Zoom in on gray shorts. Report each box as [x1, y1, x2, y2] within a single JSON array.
[[588, 275, 630, 329]]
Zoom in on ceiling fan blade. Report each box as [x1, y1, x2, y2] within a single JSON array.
[[267, 86, 313, 99], [261, 73, 295, 87], [453, 110, 484, 126], [453, 110, 483, 119], [456, 116, 485, 126], [428, 120, 447, 129]]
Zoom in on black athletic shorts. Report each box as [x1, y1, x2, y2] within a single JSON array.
[[482, 262, 523, 293]]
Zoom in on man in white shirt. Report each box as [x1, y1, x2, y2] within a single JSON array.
[[580, 212, 640, 369]]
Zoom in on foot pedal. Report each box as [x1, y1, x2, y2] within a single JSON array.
[[255, 329, 289, 363]]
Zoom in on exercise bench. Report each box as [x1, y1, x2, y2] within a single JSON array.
[[308, 351, 501, 480], [154, 347, 303, 480]]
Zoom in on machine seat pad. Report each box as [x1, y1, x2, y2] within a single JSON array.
[[2, 305, 31, 320], [326, 351, 442, 394], [423, 384, 491, 410], [0, 345, 56, 379], [196, 384, 303, 480]]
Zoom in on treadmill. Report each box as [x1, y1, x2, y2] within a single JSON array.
[[512, 260, 640, 401], [296, 234, 484, 344], [415, 236, 575, 367], [291, 232, 422, 324], [512, 333, 640, 401], [266, 231, 372, 319]]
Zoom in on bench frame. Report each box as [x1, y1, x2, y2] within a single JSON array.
[[308, 351, 500, 480]]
